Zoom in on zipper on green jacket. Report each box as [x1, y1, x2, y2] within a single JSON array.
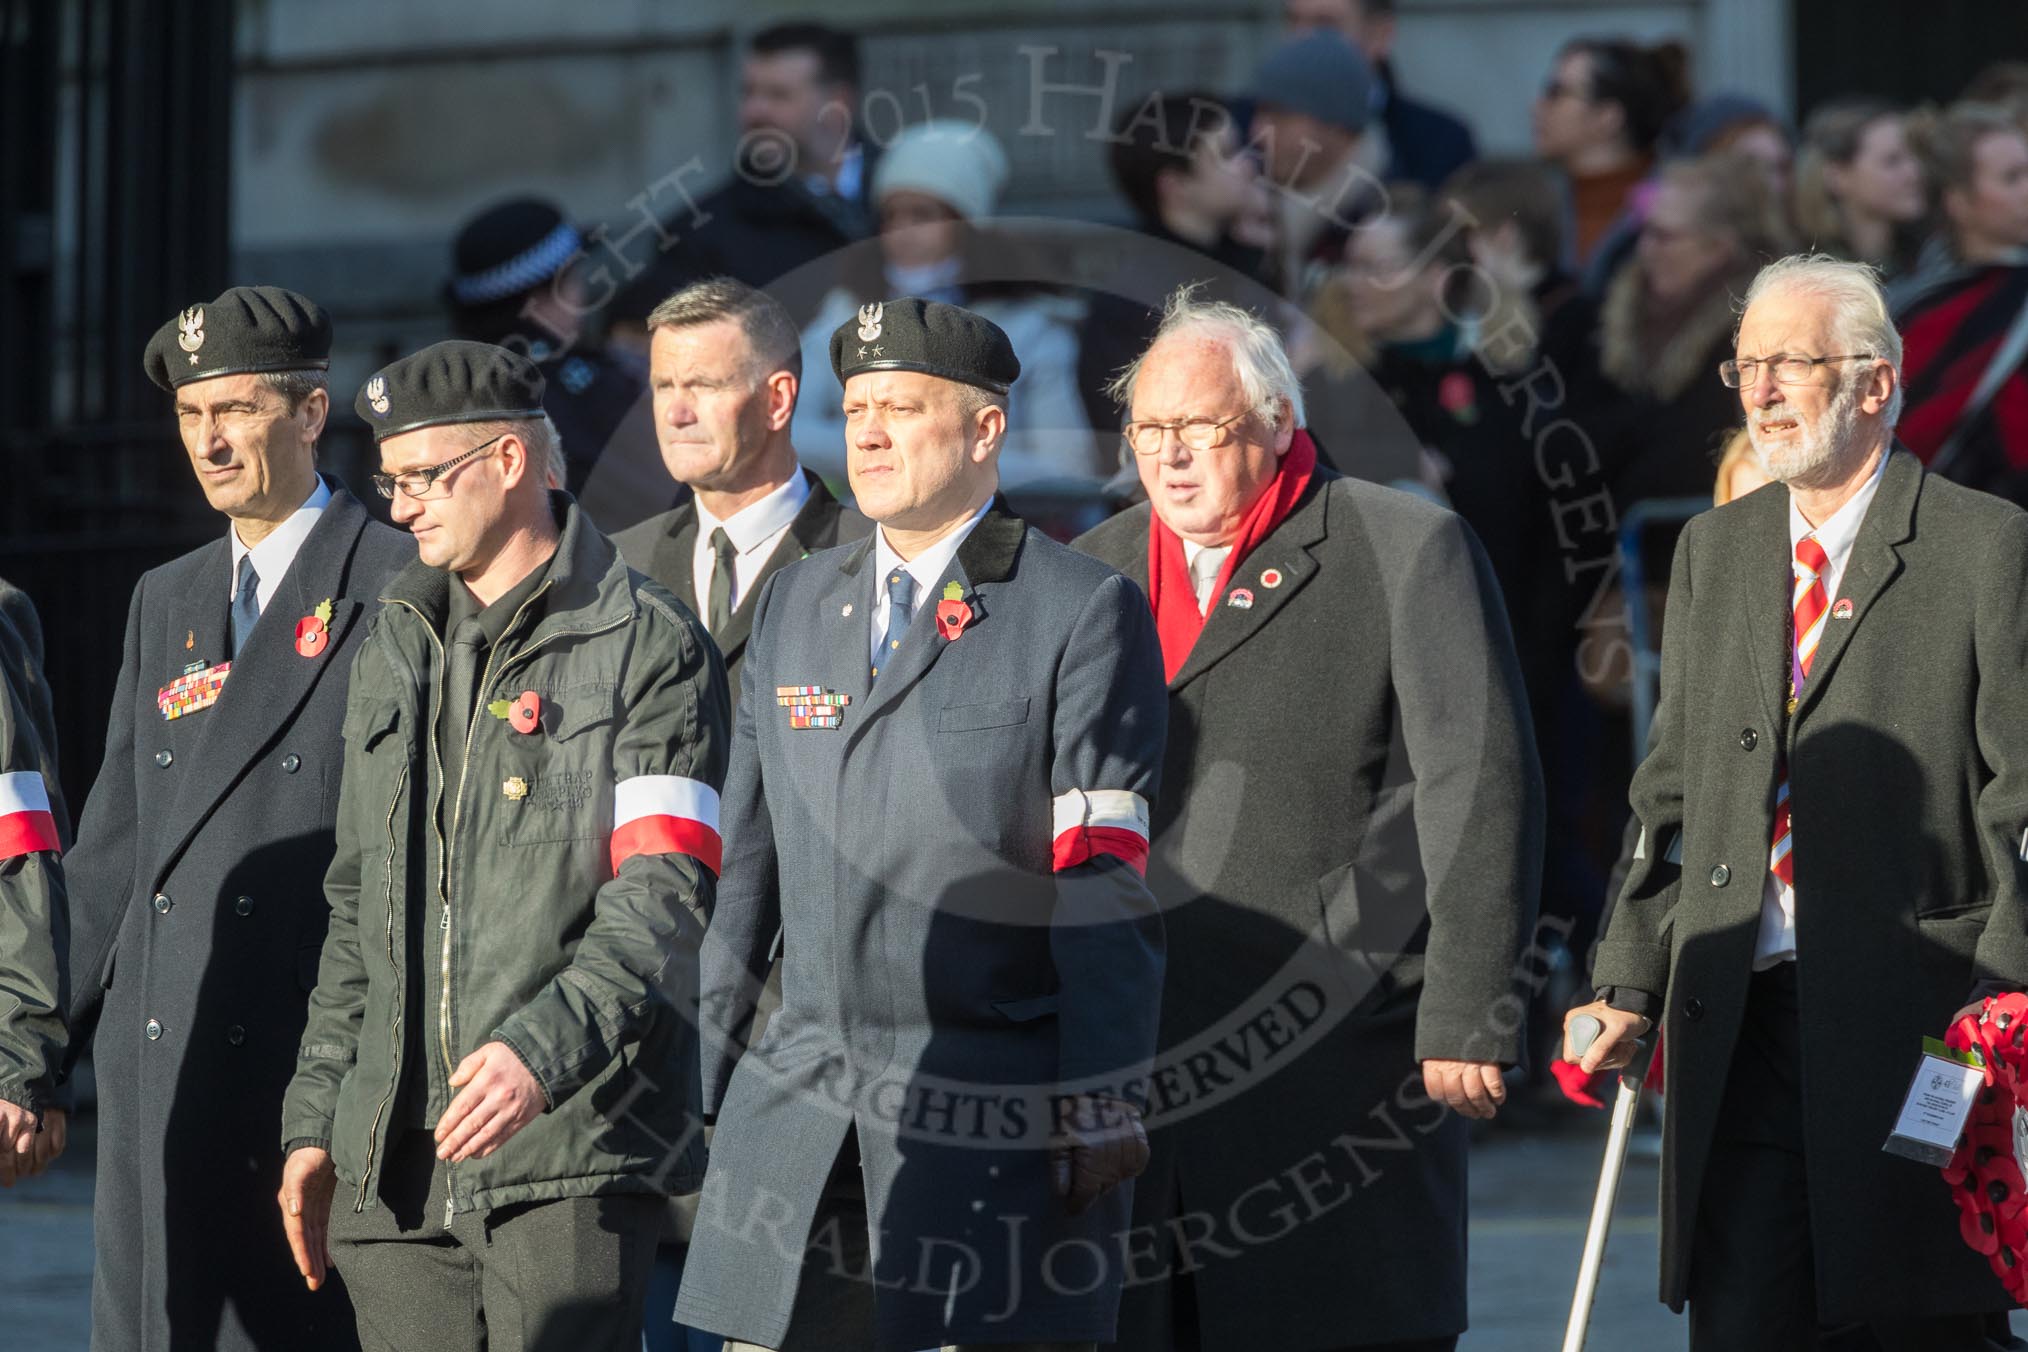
[[355, 762, 409, 1214]]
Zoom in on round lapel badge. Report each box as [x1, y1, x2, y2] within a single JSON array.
[[1260, 567, 1284, 590]]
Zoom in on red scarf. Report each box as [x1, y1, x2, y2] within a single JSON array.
[[1145, 430, 1318, 681]]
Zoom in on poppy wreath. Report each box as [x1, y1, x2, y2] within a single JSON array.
[[1943, 992, 2028, 1297]]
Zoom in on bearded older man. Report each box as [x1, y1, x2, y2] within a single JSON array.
[[1569, 254, 2028, 1350], [1074, 292, 1543, 1352]]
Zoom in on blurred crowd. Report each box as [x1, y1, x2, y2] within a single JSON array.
[[420, 2, 2028, 1110]]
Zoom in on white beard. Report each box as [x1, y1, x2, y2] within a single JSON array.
[[1752, 378, 1866, 484]]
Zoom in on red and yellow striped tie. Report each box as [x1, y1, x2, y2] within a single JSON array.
[[1769, 534, 1830, 887]]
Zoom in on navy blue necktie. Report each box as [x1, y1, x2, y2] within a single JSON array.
[[873, 568, 915, 680], [230, 555, 260, 659]]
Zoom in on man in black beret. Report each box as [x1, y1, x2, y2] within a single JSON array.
[[675, 298, 1169, 1351], [445, 197, 659, 517], [279, 339, 729, 1352], [63, 285, 415, 1350]]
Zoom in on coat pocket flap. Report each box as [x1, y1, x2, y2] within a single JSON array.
[[545, 686, 618, 741], [991, 992, 1060, 1022], [939, 698, 1031, 733], [341, 698, 401, 749]]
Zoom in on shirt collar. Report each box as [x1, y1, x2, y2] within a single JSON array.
[[230, 476, 331, 591], [1788, 449, 1888, 567], [696, 470, 811, 556], [873, 497, 993, 598]]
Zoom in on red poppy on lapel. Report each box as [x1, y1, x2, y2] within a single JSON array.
[[935, 581, 972, 641], [295, 599, 334, 658], [509, 690, 541, 734]]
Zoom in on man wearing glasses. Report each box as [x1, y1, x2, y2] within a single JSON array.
[[1073, 288, 1543, 1352], [1569, 254, 2028, 1349], [279, 341, 729, 1352], [57, 285, 414, 1351]]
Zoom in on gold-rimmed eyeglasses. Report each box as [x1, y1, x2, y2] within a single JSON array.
[[1121, 411, 1254, 457]]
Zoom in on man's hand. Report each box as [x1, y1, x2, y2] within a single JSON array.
[[435, 1041, 546, 1163], [1563, 1001, 1653, 1075], [1049, 1094, 1149, 1216], [1421, 1059, 1508, 1120], [0, 1101, 36, 1187], [25, 1107, 65, 1178], [278, 1146, 336, 1291]]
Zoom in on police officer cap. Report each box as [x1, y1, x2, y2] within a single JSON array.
[[355, 340, 546, 441], [143, 285, 332, 391], [829, 296, 1021, 396]]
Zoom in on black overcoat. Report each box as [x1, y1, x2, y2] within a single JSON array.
[[63, 484, 413, 1351], [1075, 470, 1545, 1349]]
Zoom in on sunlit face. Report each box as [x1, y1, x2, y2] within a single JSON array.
[[1734, 290, 1888, 484], [844, 370, 995, 531], [1129, 335, 1292, 546], [1343, 215, 1444, 342], [1948, 129, 2028, 256], [380, 423, 518, 572], [1833, 116, 1927, 224], [1721, 448, 1773, 504], [650, 320, 782, 492], [1636, 179, 1736, 308], [879, 191, 965, 271], [173, 372, 323, 524]]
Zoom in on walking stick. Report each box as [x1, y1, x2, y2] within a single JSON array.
[[1560, 1015, 1653, 1352]]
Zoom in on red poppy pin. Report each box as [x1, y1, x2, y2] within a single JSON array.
[[488, 689, 543, 734], [935, 581, 973, 641], [1437, 371, 1479, 425], [295, 599, 334, 658]]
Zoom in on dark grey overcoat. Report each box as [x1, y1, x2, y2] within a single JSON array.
[[674, 505, 1171, 1350], [1593, 448, 2028, 1320], [1074, 469, 1545, 1349], [63, 483, 413, 1351], [613, 469, 869, 706]]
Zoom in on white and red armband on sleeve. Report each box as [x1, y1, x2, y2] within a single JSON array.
[[610, 775, 722, 876], [1050, 787, 1150, 876], [0, 771, 59, 859]]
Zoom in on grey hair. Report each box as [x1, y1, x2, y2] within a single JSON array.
[[1105, 286, 1306, 429], [952, 384, 1009, 453], [259, 369, 327, 414], [472, 413, 565, 490], [1739, 253, 1904, 427], [646, 276, 804, 385]]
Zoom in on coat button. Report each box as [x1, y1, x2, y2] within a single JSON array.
[[235, 895, 254, 917], [152, 893, 172, 914], [155, 749, 173, 768], [1710, 864, 1731, 887], [226, 1025, 245, 1046], [1739, 728, 1758, 750], [282, 753, 301, 774], [1684, 997, 1705, 1022], [144, 1019, 162, 1041]]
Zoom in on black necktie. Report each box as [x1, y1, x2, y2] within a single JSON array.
[[707, 527, 737, 634], [230, 555, 260, 658]]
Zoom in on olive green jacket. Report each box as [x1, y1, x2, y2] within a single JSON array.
[[0, 582, 65, 1115], [280, 498, 729, 1218]]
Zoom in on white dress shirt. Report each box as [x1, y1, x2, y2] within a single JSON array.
[[1754, 450, 1889, 969], [869, 498, 992, 666], [228, 477, 332, 614], [1181, 541, 1232, 615], [692, 472, 811, 625]]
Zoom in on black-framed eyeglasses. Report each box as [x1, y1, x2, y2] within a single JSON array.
[[1122, 411, 1254, 457], [1719, 354, 1878, 389], [371, 432, 507, 500]]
